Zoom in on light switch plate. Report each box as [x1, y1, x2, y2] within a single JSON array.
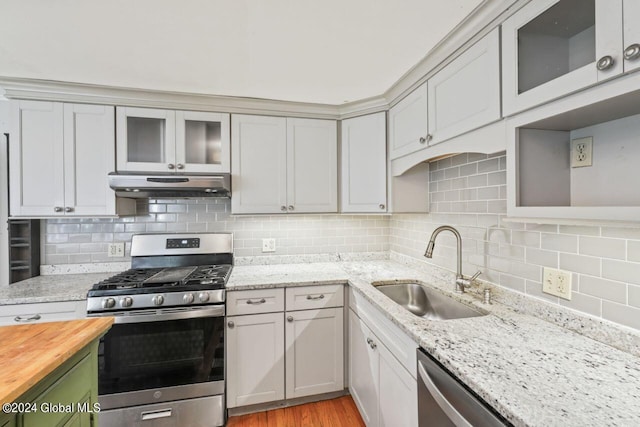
[[542, 267, 572, 300]]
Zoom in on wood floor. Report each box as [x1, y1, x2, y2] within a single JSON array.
[[226, 396, 365, 427]]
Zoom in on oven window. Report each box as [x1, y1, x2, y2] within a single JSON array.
[[98, 316, 224, 395]]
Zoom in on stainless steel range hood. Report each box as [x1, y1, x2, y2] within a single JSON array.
[[108, 172, 231, 198]]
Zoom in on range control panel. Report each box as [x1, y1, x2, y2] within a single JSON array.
[[166, 238, 201, 249]]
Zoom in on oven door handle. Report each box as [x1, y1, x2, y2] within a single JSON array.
[[95, 306, 225, 324]]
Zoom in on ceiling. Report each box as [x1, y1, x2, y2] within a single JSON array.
[[0, 0, 484, 105]]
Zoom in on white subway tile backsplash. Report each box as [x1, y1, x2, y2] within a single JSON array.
[[541, 233, 578, 253], [602, 259, 640, 286], [602, 301, 640, 330], [628, 241, 640, 262], [559, 253, 601, 276], [579, 276, 627, 304], [579, 236, 626, 260]]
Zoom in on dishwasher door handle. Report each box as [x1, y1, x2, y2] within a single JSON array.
[[418, 361, 473, 427]]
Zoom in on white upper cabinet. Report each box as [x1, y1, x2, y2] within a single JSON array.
[[502, 0, 640, 116], [427, 28, 501, 145], [286, 118, 338, 213], [10, 101, 118, 217], [340, 112, 387, 213], [116, 107, 230, 173], [388, 83, 428, 160], [231, 114, 337, 214]]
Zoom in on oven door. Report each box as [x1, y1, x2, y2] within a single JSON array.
[[93, 306, 225, 410]]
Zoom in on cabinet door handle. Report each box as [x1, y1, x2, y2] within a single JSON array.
[[246, 298, 266, 305], [597, 55, 615, 70], [227, 321, 235, 328], [281, 206, 287, 212], [14, 314, 41, 323], [54, 207, 63, 213], [379, 204, 385, 210], [168, 163, 175, 170], [64, 207, 74, 213], [624, 44, 640, 61], [176, 163, 184, 170], [306, 294, 325, 300], [288, 205, 294, 211], [419, 136, 427, 144], [287, 316, 294, 322]]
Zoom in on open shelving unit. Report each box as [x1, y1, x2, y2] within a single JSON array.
[[8, 219, 40, 283]]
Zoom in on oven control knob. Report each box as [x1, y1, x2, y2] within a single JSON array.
[[102, 298, 116, 309], [152, 295, 165, 306], [198, 292, 210, 302], [183, 293, 195, 304], [120, 297, 133, 308]]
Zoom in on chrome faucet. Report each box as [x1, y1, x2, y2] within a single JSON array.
[[424, 225, 481, 293]]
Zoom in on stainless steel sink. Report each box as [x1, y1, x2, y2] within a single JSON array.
[[375, 283, 486, 320]]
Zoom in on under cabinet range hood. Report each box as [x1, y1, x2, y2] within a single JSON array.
[[108, 172, 231, 198]]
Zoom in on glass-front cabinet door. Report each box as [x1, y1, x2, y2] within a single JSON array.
[[116, 107, 230, 173], [502, 0, 626, 115], [176, 111, 230, 173], [116, 106, 177, 172]]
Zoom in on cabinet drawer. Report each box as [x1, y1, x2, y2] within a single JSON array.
[[227, 288, 284, 316], [349, 288, 417, 378], [285, 285, 344, 311], [0, 301, 85, 326]]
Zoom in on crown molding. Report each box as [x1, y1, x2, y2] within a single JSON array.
[[384, 0, 529, 107], [0, 0, 527, 120], [0, 77, 341, 119]]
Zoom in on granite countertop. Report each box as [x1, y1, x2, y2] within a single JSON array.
[[4, 259, 640, 425], [0, 273, 114, 305], [229, 260, 640, 427]]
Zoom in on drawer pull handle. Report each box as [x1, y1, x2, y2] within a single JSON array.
[[306, 294, 325, 301], [141, 409, 173, 421], [14, 314, 41, 323], [287, 316, 294, 322], [246, 298, 266, 305], [228, 321, 235, 328]]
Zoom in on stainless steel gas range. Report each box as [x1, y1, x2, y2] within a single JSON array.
[[87, 233, 232, 427]]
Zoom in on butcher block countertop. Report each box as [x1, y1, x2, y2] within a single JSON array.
[[0, 317, 113, 405]]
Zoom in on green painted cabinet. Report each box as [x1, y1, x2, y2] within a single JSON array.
[[13, 341, 99, 427]]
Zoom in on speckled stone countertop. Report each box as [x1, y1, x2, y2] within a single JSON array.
[[228, 260, 640, 427], [0, 273, 113, 304], [4, 259, 640, 425]]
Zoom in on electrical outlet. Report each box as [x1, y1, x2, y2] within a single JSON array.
[[542, 267, 572, 300], [107, 242, 125, 258], [262, 238, 276, 253], [571, 136, 593, 168]]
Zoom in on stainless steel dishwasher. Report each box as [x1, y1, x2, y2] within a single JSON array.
[[417, 349, 510, 427]]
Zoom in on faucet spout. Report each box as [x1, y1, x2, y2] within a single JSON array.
[[424, 225, 480, 293]]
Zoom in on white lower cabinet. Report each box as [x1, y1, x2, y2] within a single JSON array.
[[285, 308, 344, 399], [348, 305, 418, 427], [0, 301, 86, 326], [226, 286, 344, 409], [226, 312, 285, 408]]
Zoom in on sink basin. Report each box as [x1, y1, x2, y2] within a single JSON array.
[[375, 283, 486, 320]]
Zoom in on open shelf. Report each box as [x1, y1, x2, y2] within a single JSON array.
[[507, 77, 640, 222], [8, 219, 40, 283]]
